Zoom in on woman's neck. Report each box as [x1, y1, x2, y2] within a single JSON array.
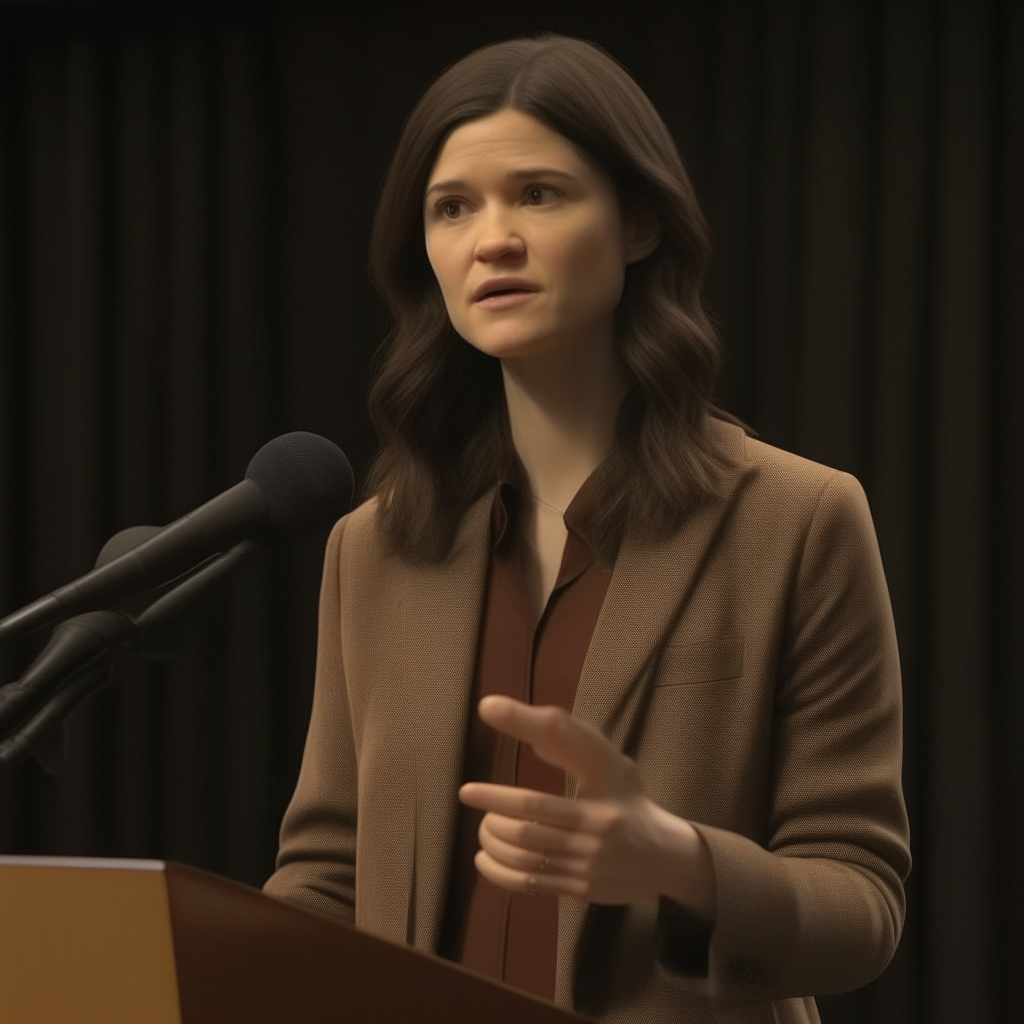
[[500, 335, 629, 511]]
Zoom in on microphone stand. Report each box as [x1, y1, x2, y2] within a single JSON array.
[[0, 540, 257, 772], [0, 666, 112, 773]]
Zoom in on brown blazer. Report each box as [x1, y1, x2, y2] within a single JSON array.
[[264, 419, 911, 1024]]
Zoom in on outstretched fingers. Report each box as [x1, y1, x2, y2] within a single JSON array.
[[476, 695, 640, 796], [459, 782, 584, 830], [480, 811, 601, 857]]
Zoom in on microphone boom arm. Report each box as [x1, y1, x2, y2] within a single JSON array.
[[0, 540, 258, 771]]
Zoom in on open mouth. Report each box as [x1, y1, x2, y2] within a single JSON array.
[[475, 290, 537, 310], [475, 288, 538, 304], [472, 280, 538, 302]]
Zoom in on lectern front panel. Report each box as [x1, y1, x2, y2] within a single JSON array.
[[0, 857, 181, 1024]]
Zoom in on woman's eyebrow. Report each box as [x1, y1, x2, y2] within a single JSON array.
[[505, 167, 576, 183], [424, 167, 577, 199]]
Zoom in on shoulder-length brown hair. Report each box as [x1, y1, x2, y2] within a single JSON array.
[[365, 34, 732, 565]]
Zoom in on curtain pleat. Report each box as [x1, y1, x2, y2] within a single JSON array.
[[994, 2, 1024, 1014], [926, 4, 999, 1020]]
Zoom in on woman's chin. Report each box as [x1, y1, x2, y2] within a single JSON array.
[[461, 332, 554, 363]]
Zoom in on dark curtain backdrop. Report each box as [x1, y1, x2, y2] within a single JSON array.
[[0, 2, 1020, 1022]]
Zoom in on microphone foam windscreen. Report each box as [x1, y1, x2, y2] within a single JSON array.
[[245, 432, 354, 537]]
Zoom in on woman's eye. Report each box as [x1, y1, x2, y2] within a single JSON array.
[[437, 199, 464, 219], [524, 185, 557, 206]]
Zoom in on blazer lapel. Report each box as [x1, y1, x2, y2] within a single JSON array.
[[556, 420, 753, 1011], [394, 491, 494, 953], [570, 420, 753, 762]]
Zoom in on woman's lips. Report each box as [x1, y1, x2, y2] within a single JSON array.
[[474, 289, 538, 310]]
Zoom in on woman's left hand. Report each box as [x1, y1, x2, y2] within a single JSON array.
[[458, 695, 716, 918]]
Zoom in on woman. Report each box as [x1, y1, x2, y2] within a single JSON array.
[[264, 34, 910, 1024]]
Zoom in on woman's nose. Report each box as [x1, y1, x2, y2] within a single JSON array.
[[473, 208, 525, 262]]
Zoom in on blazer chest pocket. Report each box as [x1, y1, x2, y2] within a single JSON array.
[[652, 637, 744, 687]]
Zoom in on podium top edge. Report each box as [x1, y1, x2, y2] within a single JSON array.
[[0, 855, 166, 871]]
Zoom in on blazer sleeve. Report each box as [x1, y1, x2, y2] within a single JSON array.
[[659, 470, 911, 1002], [263, 516, 358, 924]]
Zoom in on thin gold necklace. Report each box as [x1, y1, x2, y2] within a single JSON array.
[[527, 492, 566, 517]]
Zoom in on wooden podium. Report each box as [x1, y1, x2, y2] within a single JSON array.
[[0, 856, 586, 1024]]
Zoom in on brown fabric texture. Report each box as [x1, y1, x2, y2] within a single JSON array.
[[438, 478, 612, 999], [263, 418, 911, 1024]]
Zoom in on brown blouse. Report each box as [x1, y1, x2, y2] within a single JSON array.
[[436, 475, 612, 1000]]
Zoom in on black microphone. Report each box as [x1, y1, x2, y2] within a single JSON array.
[[0, 431, 354, 645]]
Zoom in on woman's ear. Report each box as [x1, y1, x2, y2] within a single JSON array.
[[624, 206, 662, 264]]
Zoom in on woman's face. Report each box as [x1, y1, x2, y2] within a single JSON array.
[[424, 108, 651, 364]]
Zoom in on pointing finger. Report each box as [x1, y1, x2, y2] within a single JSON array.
[[477, 695, 638, 795]]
